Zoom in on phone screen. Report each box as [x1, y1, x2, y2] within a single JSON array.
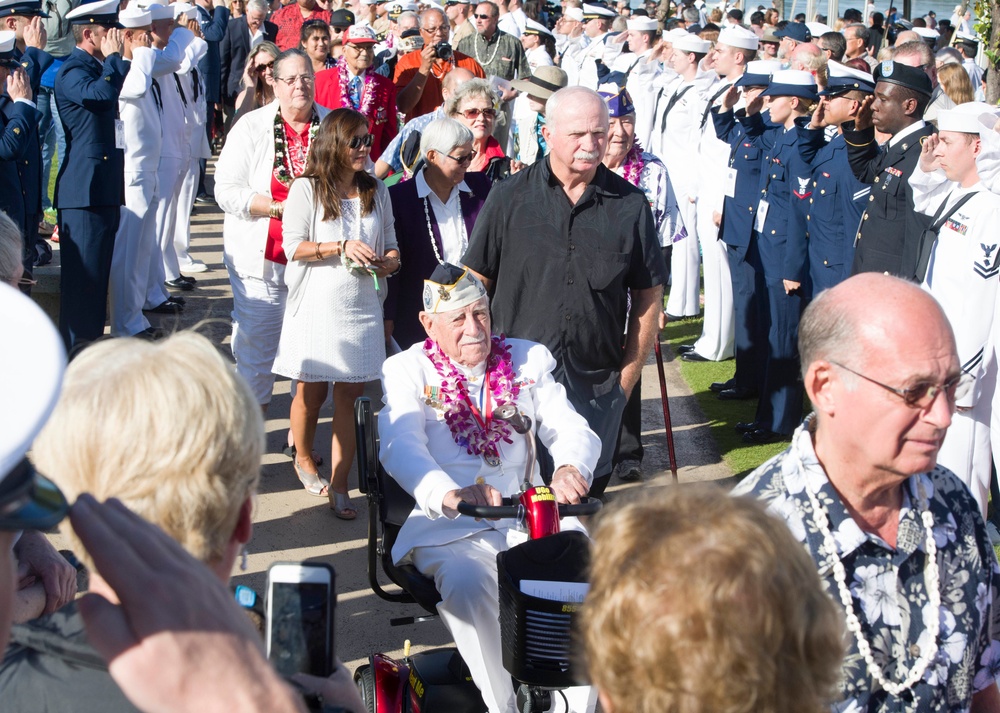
[[268, 581, 330, 677]]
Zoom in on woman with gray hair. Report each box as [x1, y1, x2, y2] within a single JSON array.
[[386, 117, 492, 349], [445, 79, 510, 182]]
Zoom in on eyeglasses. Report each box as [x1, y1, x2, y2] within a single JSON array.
[[274, 73, 315, 86], [474, 13, 493, 19], [254, 60, 275, 73], [460, 106, 496, 119], [349, 133, 374, 149], [443, 149, 477, 164], [331, 25, 346, 32], [829, 361, 974, 410], [422, 24, 448, 33]]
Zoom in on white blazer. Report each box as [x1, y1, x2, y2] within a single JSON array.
[[379, 338, 601, 563], [215, 100, 330, 280]]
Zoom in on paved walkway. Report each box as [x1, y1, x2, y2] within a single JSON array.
[[44, 165, 733, 674]]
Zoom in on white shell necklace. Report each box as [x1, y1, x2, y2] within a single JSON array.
[[792, 431, 941, 697], [473, 32, 501, 68], [422, 194, 468, 265]]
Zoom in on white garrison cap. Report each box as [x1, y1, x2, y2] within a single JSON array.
[[672, 33, 711, 53], [938, 102, 998, 134], [718, 24, 758, 49], [0, 285, 66, 481], [626, 16, 658, 31], [118, 5, 152, 26], [423, 265, 488, 314]]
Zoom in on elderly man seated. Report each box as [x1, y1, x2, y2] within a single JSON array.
[[379, 263, 601, 713], [735, 273, 1000, 712]]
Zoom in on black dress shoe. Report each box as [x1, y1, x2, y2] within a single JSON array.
[[718, 387, 759, 401], [735, 421, 759, 434], [742, 428, 784, 445], [681, 352, 710, 362], [710, 379, 735, 393], [134, 326, 166, 340], [677, 344, 696, 355], [177, 274, 197, 285], [195, 192, 216, 205], [167, 295, 186, 306], [165, 278, 194, 291], [143, 300, 184, 315]]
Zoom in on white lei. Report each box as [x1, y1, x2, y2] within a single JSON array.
[[472, 32, 501, 68], [791, 428, 941, 696]]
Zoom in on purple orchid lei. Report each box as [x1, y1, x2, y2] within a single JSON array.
[[622, 138, 645, 187], [423, 334, 520, 459]]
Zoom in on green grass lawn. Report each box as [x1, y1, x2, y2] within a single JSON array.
[[660, 316, 790, 479]]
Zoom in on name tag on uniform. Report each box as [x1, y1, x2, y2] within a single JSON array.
[[723, 168, 738, 198], [115, 120, 125, 150], [755, 199, 769, 233]]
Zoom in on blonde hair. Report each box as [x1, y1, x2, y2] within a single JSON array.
[[582, 485, 845, 713], [33, 332, 264, 569], [937, 62, 975, 105]]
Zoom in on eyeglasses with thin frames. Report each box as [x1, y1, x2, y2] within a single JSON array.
[[349, 133, 374, 149], [460, 106, 496, 119], [829, 361, 973, 411], [274, 74, 315, 86]]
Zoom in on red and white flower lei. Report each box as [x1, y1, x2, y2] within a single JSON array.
[[423, 334, 521, 459], [622, 139, 645, 187], [338, 58, 377, 119]]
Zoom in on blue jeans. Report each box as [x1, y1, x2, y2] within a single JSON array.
[[37, 86, 65, 213]]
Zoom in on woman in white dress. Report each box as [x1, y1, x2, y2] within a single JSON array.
[[273, 108, 400, 519]]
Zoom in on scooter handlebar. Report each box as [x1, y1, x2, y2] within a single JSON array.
[[455, 497, 602, 519]]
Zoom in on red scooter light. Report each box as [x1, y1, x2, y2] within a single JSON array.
[[519, 486, 561, 540]]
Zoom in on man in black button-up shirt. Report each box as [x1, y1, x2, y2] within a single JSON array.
[[464, 86, 667, 496]]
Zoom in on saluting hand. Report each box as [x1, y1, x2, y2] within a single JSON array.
[[23, 16, 46, 49], [102, 27, 124, 58], [6, 66, 32, 102], [720, 84, 740, 112], [918, 133, 941, 173], [744, 91, 764, 116], [853, 94, 875, 132], [809, 96, 828, 130], [133, 30, 153, 49]]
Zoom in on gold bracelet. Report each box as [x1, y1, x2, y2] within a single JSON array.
[[314, 242, 323, 261]]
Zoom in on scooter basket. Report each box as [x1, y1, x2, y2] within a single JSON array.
[[496, 530, 591, 689]]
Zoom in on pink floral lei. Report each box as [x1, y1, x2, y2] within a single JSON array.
[[338, 58, 377, 119], [622, 138, 645, 187], [423, 335, 521, 460]]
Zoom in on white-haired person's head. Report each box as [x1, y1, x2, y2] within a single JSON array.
[[0, 212, 24, 288], [420, 117, 475, 162]]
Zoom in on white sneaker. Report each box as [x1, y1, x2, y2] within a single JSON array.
[[180, 260, 209, 274]]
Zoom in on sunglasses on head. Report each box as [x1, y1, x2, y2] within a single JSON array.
[[461, 106, 496, 119], [349, 133, 375, 149]]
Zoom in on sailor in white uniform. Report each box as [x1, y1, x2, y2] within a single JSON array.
[[554, 6, 586, 61], [909, 102, 1000, 518], [650, 32, 715, 319], [520, 17, 553, 72], [609, 16, 661, 149], [380, 264, 600, 713], [564, 2, 620, 90], [683, 26, 758, 362], [109, 6, 192, 336]]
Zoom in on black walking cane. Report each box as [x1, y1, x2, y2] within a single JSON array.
[[653, 339, 679, 482]]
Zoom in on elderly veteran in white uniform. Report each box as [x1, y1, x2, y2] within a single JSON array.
[[379, 263, 601, 713], [910, 101, 1000, 519]]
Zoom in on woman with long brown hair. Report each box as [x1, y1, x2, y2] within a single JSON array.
[[937, 61, 976, 105], [233, 41, 280, 122], [272, 108, 399, 520]]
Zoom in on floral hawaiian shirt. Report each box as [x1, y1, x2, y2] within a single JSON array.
[[734, 418, 1000, 712]]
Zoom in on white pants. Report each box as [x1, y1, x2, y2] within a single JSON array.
[[412, 531, 596, 713], [691, 203, 735, 361], [665, 195, 700, 318], [153, 153, 189, 286], [110, 170, 159, 336], [174, 155, 200, 271], [939, 406, 992, 520], [228, 266, 287, 406]]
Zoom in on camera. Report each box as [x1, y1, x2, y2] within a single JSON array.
[[434, 41, 453, 61]]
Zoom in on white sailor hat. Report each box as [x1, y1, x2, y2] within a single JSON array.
[[626, 16, 658, 31], [118, 5, 152, 27], [423, 0, 444, 11], [423, 264, 488, 314], [735, 58, 781, 87], [0, 0, 47, 19], [672, 33, 711, 54], [145, 1, 175, 21], [761, 68, 818, 100], [0, 29, 16, 62], [65, 0, 122, 26], [913, 26, 939, 39], [523, 17, 553, 36], [819, 60, 876, 95], [718, 24, 758, 50], [172, 2, 198, 20], [663, 27, 689, 42], [582, 2, 616, 19], [0, 284, 70, 532], [805, 21, 832, 36], [564, 7, 584, 21], [938, 102, 997, 134]]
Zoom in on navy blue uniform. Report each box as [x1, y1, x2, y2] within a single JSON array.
[[713, 107, 768, 394], [0, 99, 39, 238], [54, 46, 128, 349], [739, 110, 810, 436], [791, 122, 870, 296]]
